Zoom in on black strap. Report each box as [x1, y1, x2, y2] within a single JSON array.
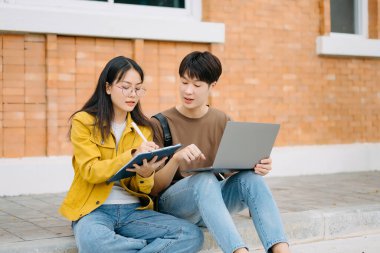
[[152, 113, 172, 147], [151, 113, 173, 211]]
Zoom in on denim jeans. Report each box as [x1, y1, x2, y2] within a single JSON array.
[[72, 203, 203, 253], [158, 171, 288, 253]]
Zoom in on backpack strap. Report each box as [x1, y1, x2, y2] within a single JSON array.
[[151, 113, 173, 211], [152, 113, 172, 147]]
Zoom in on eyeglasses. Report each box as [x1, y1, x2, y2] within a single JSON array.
[[115, 85, 146, 97]]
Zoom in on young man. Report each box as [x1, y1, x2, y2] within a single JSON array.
[[150, 51, 290, 253]]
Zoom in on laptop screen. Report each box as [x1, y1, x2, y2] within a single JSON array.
[[212, 122, 280, 169]]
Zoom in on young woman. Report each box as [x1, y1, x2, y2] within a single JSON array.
[[151, 51, 291, 253], [59, 56, 203, 253]]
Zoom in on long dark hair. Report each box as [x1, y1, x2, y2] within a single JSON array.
[[69, 56, 151, 141]]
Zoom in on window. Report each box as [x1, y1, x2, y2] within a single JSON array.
[[329, 0, 368, 37], [89, 0, 185, 8], [316, 0, 380, 58], [0, 0, 225, 43], [330, 0, 355, 34]]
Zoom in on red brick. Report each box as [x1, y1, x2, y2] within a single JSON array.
[[3, 64, 24, 73], [25, 94, 46, 104], [58, 58, 75, 70], [3, 128, 25, 157], [3, 35, 24, 49], [57, 80, 76, 89], [96, 38, 114, 47], [25, 34, 45, 42], [3, 87, 24, 96], [76, 73, 95, 82], [47, 129, 59, 156], [3, 111, 25, 127], [25, 127, 46, 156], [57, 89, 76, 104], [58, 126, 72, 154], [114, 39, 132, 53], [3, 103, 24, 112], [25, 54, 46, 66], [3, 50, 24, 65], [76, 61, 95, 74], [2, 96, 25, 103], [3, 72, 25, 81], [2, 80, 25, 88], [25, 83, 46, 96], [76, 51, 95, 61], [76, 37, 96, 46], [0, 125, 2, 157], [59, 36, 75, 44], [46, 57, 58, 67], [133, 39, 145, 64]]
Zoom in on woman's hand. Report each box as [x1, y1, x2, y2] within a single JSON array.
[[126, 156, 168, 178], [133, 141, 159, 156], [172, 144, 206, 163], [254, 158, 272, 176]]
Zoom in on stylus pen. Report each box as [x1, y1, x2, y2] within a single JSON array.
[[131, 122, 148, 142]]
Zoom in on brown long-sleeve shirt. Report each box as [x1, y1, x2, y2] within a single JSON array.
[[150, 107, 230, 182]]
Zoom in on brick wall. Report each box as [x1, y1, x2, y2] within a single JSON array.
[[1, 0, 379, 157], [0, 34, 211, 157], [204, 0, 380, 146]]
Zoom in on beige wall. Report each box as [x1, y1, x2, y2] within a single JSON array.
[[1, 0, 380, 157]]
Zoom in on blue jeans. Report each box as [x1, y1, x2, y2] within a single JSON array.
[[158, 171, 288, 253], [72, 203, 203, 253]]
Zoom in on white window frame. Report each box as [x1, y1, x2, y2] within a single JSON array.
[[316, 0, 380, 58], [0, 0, 225, 43]]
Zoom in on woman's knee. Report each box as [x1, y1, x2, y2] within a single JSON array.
[[181, 222, 204, 251], [73, 218, 115, 253]]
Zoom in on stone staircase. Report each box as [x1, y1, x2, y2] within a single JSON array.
[[1, 172, 379, 253]]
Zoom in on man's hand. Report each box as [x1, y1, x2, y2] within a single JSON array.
[[254, 158, 272, 176], [172, 144, 206, 163]]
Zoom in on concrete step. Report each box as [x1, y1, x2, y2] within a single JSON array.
[[1, 204, 379, 253], [1, 172, 380, 252], [200, 204, 380, 252], [284, 233, 380, 253], [200, 233, 380, 253]]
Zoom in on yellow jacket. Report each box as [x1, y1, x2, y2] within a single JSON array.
[[59, 111, 154, 221]]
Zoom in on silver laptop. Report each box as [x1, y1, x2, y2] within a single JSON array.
[[186, 121, 280, 173]]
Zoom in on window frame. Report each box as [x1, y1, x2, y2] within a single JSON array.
[[316, 0, 380, 58], [0, 0, 224, 43]]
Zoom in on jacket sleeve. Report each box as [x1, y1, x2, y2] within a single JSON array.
[[121, 173, 155, 194], [70, 115, 134, 184]]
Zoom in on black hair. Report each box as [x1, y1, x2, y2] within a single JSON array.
[[179, 51, 222, 85], [69, 56, 151, 141]]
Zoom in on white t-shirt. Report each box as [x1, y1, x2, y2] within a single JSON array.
[[103, 120, 139, 205]]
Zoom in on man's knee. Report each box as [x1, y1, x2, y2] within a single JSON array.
[[233, 171, 272, 199], [236, 171, 265, 184], [190, 172, 219, 186]]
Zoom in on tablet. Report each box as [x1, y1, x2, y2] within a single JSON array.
[[107, 143, 182, 182]]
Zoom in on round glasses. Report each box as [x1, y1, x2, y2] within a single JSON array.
[[115, 85, 146, 97]]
